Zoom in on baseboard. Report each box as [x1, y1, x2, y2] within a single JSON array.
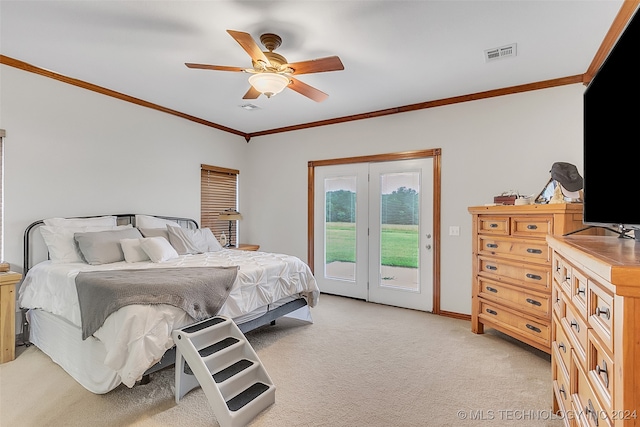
[[439, 310, 471, 321]]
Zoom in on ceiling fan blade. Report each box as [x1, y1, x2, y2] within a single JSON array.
[[288, 77, 329, 102], [185, 63, 245, 72], [227, 30, 270, 65], [242, 86, 261, 99], [286, 56, 344, 75]]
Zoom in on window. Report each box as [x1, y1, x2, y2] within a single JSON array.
[[200, 164, 239, 245]]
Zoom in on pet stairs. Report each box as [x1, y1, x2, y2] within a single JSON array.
[[172, 316, 275, 427]]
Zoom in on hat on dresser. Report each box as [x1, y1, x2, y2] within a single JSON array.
[[550, 162, 583, 192]]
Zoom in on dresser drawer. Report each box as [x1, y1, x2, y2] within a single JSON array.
[[570, 267, 588, 319], [478, 278, 550, 317], [553, 256, 573, 296], [553, 363, 572, 422], [588, 331, 614, 413], [511, 215, 552, 238], [478, 256, 550, 289], [562, 293, 588, 365], [574, 353, 612, 427], [479, 301, 550, 347], [553, 314, 572, 376], [552, 284, 566, 318], [478, 216, 510, 235], [478, 236, 550, 263], [587, 280, 613, 353]]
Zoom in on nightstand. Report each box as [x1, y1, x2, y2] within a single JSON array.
[[231, 244, 260, 251], [1, 271, 22, 363]]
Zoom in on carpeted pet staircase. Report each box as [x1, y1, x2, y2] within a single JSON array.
[[173, 316, 275, 427]]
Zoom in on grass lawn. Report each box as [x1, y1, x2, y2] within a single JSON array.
[[325, 222, 418, 268]]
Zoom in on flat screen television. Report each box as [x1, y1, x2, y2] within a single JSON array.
[[583, 7, 640, 240]]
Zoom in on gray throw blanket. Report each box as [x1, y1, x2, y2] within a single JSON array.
[[75, 266, 238, 340]]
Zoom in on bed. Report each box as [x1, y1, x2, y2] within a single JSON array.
[[18, 214, 319, 394]]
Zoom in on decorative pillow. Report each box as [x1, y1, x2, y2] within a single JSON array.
[[120, 238, 150, 263], [166, 226, 223, 254], [40, 224, 130, 263], [138, 227, 170, 241], [139, 237, 179, 263], [43, 216, 117, 228], [192, 227, 223, 252], [135, 214, 178, 229], [74, 228, 143, 265], [166, 225, 200, 255]]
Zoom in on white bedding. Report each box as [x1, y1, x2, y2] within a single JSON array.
[[19, 249, 319, 390]]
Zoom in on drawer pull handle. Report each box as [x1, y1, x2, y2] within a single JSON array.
[[526, 324, 541, 333], [486, 308, 498, 316], [595, 307, 611, 320], [526, 298, 542, 306], [577, 287, 586, 296], [565, 276, 571, 281], [486, 286, 498, 293], [486, 265, 497, 271], [570, 320, 580, 333], [526, 273, 542, 280], [555, 296, 560, 304], [489, 223, 498, 228], [486, 243, 498, 249], [558, 342, 566, 353], [558, 385, 567, 399], [595, 360, 609, 388], [527, 224, 538, 230], [526, 248, 542, 254], [585, 400, 599, 426]]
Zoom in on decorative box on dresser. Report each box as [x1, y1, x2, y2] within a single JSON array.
[[548, 235, 640, 427], [469, 203, 588, 353]]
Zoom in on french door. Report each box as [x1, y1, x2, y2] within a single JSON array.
[[312, 156, 435, 312]]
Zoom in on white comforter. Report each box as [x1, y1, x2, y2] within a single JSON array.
[[19, 249, 319, 387]]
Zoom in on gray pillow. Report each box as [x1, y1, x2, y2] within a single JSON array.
[[74, 228, 143, 265], [166, 225, 223, 254], [138, 227, 170, 241], [166, 225, 201, 255]]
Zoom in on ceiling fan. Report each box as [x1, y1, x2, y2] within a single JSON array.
[[186, 30, 344, 102]]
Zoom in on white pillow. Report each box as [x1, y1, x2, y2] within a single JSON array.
[[40, 224, 131, 263], [120, 238, 150, 263], [139, 237, 179, 263], [166, 226, 223, 254], [193, 228, 223, 252], [44, 216, 117, 228], [135, 215, 178, 229]]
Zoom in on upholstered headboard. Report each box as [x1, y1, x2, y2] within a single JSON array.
[[23, 214, 198, 273]]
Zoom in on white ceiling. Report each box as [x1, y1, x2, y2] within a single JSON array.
[[0, 1, 625, 135]]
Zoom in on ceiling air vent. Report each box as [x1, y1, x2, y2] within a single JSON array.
[[485, 43, 517, 62], [240, 103, 260, 111]]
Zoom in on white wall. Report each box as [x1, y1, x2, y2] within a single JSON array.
[[1, 64, 585, 315], [1, 65, 247, 271], [241, 85, 585, 314]]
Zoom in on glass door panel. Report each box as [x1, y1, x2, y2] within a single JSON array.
[[324, 176, 356, 281], [379, 171, 420, 291]]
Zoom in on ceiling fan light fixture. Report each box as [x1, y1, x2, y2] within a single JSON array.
[[248, 73, 290, 98]]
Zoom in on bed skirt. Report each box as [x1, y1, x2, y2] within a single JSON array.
[[26, 298, 312, 394]]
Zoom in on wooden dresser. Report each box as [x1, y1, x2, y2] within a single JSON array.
[[548, 235, 640, 427], [469, 203, 587, 353], [1, 271, 22, 363]]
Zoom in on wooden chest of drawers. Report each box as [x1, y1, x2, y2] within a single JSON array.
[[548, 235, 640, 427], [469, 204, 586, 353]]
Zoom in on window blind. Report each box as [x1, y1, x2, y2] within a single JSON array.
[[201, 164, 239, 244]]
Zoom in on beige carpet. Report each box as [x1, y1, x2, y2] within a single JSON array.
[[0, 294, 563, 426]]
